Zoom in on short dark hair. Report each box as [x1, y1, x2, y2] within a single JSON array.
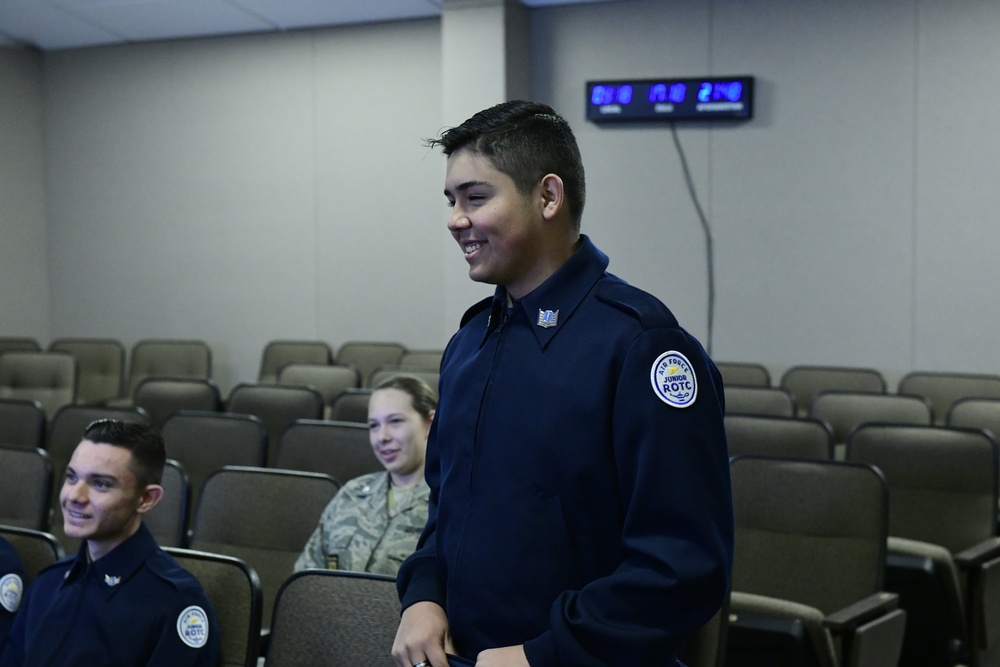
[[373, 375, 437, 421], [83, 420, 166, 487], [427, 100, 586, 228]]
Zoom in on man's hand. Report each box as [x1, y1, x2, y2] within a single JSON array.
[[476, 645, 529, 667], [392, 601, 456, 667]]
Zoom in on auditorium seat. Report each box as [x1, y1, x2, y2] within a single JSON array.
[[0, 337, 41, 356], [225, 383, 323, 466], [898, 371, 1000, 425], [0, 398, 46, 449], [274, 420, 380, 486], [258, 340, 333, 384], [164, 547, 263, 667], [189, 466, 339, 631], [780, 366, 886, 418], [846, 424, 1000, 667], [266, 569, 398, 666], [725, 386, 796, 418], [725, 414, 833, 460], [808, 391, 932, 459], [0, 525, 64, 583], [49, 338, 125, 405], [0, 351, 78, 419], [133, 377, 222, 432], [276, 363, 359, 420], [726, 455, 905, 667], [160, 411, 267, 528], [398, 349, 444, 369], [336, 342, 405, 388], [0, 444, 53, 530], [120, 339, 213, 402], [716, 361, 771, 388], [328, 389, 373, 424]]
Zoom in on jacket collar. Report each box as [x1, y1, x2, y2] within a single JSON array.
[[64, 523, 158, 599], [482, 235, 609, 350]]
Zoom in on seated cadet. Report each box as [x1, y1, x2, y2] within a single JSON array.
[[0, 536, 26, 654], [0, 420, 220, 667], [295, 375, 436, 575]]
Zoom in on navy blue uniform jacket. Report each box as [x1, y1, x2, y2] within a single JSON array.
[[0, 537, 26, 655], [397, 236, 734, 666], [0, 523, 219, 667]]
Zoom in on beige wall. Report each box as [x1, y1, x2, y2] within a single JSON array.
[[0, 48, 49, 340], [536, 0, 1000, 385], [42, 22, 445, 392], [3, 0, 999, 391]]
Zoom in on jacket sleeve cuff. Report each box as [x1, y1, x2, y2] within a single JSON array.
[[397, 554, 447, 612]]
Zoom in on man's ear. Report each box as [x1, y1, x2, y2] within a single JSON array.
[[137, 484, 164, 515], [539, 173, 565, 221]]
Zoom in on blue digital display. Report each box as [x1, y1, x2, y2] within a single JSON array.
[[590, 84, 633, 105], [586, 76, 753, 122]]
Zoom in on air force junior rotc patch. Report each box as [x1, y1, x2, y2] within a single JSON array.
[[177, 605, 210, 648], [1, 573, 22, 613], [650, 350, 698, 408]]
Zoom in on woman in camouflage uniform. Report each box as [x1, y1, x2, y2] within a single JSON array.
[[295, 375, 435, 575]]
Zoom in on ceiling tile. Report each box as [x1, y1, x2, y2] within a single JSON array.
[[55, 0, 273, 42], [0, 3, 124, 49], [0, 0, 625, 51], [228, 0, 442, 31]]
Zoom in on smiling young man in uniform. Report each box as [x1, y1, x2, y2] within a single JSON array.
[[0, 420, 219, 667], [392, 101, 733, 667]]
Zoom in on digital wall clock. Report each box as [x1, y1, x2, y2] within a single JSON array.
[[586, 76, 754, 122]]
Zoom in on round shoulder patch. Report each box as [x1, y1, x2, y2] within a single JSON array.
[[650, 350, 698, 408], [1, 573, 23, 613], [177, 605, 210, 648]]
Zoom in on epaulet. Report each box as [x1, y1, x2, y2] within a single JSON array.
[[595, 280, 679, 330], [460, 296, 494, 329], [147, 550, 196, 592]]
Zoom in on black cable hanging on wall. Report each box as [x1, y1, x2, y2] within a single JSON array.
[[669, 122, 715, 355]]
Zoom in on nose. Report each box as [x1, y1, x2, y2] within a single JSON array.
[[447, 206, 471, 233], [63, 478, 87, 505], [370, 424, 390, 444]]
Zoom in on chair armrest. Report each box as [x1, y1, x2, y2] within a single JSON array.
[[954, 537, 1000, 569], [823, 592, 899, 633]]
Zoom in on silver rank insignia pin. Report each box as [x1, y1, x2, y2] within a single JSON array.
[[537, 309, 559, 328], [105, 574, 121, 587]]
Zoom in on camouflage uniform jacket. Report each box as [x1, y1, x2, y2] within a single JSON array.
[[294, 471, 430, 576]]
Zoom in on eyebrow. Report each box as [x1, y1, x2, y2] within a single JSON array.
[[369, 412, 405, 422], [444, 180, 491, 197]]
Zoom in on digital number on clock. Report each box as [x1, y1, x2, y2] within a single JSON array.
[[586, 77, 753, 122]]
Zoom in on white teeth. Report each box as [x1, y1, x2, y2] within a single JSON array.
[[463, 241, 483, 255]]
